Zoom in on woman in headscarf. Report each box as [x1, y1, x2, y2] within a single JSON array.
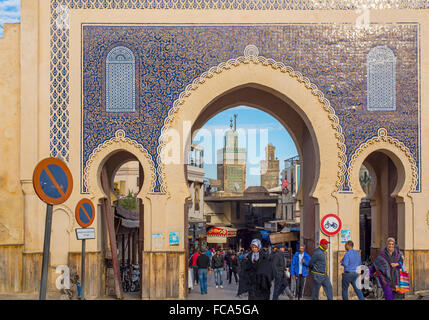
[[373, 237, 405, 300], [237, 239, 273, 300]]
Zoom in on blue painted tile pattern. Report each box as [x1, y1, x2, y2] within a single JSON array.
[[80, 24, 419, 193]]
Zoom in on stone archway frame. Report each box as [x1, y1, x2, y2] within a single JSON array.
[[157, 45, 347, 200], [51, 204, 74, 266], [84, 129, 156, 200], [53, 204, 75, 233], [348, 128, 418, 199]]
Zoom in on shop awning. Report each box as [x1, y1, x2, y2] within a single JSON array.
[[269, 232, 299, 244], [121, 218, 140, 228]]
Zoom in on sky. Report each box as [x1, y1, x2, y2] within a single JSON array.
[[192, 106, 298, 187], [0, 0, 20, 38]]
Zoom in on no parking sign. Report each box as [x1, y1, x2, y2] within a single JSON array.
[[75, 198, 95, 228], [74, 198, 96, 300], [33, 157, 73, 205]]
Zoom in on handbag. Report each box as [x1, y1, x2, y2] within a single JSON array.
[[395, 264, 410, 294]]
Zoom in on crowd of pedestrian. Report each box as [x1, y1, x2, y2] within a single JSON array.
[[188, 236, 407, 300]]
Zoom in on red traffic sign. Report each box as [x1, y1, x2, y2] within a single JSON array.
[[320, 214, 342, 236], [281, 179, 289, 188], [33, 157, 73, 205], [75, 198, 95, 228]]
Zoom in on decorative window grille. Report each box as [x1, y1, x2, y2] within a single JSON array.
[[106, 46, 136, 112], [367, 46, 396, 111]]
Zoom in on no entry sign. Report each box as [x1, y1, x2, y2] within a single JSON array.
[[75, 198, 95, 228], [320, 214, 342, 236], [33, 157, 73, 205]]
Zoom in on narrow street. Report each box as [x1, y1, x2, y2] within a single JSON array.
[[186, 269, 299, 300]]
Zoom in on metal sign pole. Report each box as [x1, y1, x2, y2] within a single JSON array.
[[39, 204, 53, 300], [329, 238, 333, 286], [81, 239, 86, 300]]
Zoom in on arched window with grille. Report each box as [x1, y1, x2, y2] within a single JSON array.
[[366, 46, 396, 111], [106, 46, 136, 112]]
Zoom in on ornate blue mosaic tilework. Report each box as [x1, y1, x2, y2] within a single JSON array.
[[49, 0, 425, 193], [49, 2, 428, 162], [81, 23, 420, 193]]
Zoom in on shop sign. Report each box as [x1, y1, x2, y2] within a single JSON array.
[[207, 227, 227, 235]]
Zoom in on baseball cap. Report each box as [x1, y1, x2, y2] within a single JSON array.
[[320, 239, 330, 245]]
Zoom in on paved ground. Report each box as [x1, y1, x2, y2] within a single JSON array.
[[1, 274, 428, 300], [186, 270, 301, 300]]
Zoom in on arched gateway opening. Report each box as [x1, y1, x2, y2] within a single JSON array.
[[349, 128, 417, 257], [86, 143, 152, 299], [186, 85, 319, 253], [99, 150, 144, 299], [357, 148, 411, 263], [161, 58, 343, 299]]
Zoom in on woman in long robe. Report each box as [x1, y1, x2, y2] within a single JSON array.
[[374, 237, 404, 300], [237, 239, 273, 300]]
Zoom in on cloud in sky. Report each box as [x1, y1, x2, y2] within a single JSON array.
[[0, 0, 21, 37]]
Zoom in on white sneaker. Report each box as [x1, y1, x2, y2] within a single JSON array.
[[220, 285, 223, 288], [216, 285, 218, 288]]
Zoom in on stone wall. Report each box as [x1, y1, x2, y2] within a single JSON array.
[[0, 23, 24, 293]]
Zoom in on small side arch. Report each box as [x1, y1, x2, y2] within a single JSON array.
[[51, 205, 73, 266], [348, 128, 417, 200], [84, 130, 156, 200]]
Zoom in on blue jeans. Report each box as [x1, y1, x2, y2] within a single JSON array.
[[312, 273, 333, 300], [198, 268, 208, 294], [214, 268, 223, 286], [342, 272, 364, 300]]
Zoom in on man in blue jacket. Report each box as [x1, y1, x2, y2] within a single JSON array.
[[291, 244, 311, 300]]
